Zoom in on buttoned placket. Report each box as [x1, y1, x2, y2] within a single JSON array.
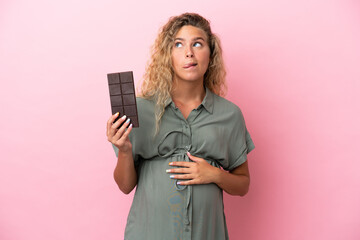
[[156, 103, 204, 239]]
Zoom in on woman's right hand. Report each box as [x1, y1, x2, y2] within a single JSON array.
[[106, 113, 133, 154], [107, 113, 137, 194]]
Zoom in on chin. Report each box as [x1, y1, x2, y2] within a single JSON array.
[[177, 73, 204, 83], [179, 78, 203, 83]]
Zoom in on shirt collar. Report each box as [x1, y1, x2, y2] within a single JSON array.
[[165, 97, 173, 108], [199, 87, 214, 113], [165, 87, 214, 114]]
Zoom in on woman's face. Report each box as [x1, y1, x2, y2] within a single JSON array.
[[171, 25, 211, 85]]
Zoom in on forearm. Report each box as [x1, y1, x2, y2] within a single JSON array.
[[113, 151, 137, 194], [213, 168, 250, 196]]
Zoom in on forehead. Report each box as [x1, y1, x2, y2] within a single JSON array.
[[174, 25, 208, 40]]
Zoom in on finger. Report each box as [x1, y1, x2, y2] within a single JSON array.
[[108, 114, 127, 138], [113, 117, 131, 141], [169, 161, 193, 167], [106, 112, 120, 136], [177, 179, 197, 186], [107, 112, 119, 125], [166, 167, 192, 174], [107, 112, 120, 130], [170, 174, 192, 180], [112, 115, 127, 130], [186, 152, 204, 162], [121, 123, 133, 139], [114, 126, 132, 146]]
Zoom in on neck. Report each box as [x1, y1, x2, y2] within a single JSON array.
[[171, 79, 206, 104]]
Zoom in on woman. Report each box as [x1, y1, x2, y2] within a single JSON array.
[[106, 13, 255, 240]]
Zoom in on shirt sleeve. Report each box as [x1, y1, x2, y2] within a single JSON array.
[[224, 108, 255, 171], [110, 116, 142, 168], [110, 97, 154, 168], [111, 133, 140, 168]]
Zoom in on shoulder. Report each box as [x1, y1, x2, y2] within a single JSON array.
[[136, 96, 155, 107], [136, 96, 155, 113], [212, 94, 244, 121], [134, 96, 156, 127]]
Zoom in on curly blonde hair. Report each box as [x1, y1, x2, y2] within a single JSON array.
[[140, 13, 227, 132]]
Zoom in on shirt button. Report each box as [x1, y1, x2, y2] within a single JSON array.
[[184, 218, 190, 225]]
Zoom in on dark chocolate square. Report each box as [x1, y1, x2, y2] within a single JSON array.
[[112, 106, 124, 116], [107, 73, 120, 84], [110, 95, 123, 106], [122, 83, 135, 94], [120, 72, 133, 83], [124, 105, 137, 116], [123, 94, 135, 105], [109, 84, 121, 95]]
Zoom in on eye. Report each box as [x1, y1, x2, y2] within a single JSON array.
[[175, 42, 183, 48], [193, 42, 202, 47]]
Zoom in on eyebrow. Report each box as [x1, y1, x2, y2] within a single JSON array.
[[174, 37, 206, 41]]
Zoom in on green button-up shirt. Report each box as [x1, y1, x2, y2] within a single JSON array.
[[112, 88, 255, 240]]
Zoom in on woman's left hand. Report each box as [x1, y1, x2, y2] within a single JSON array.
[[166, 152, 220, 185]]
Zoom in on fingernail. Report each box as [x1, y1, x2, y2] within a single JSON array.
[[125, 118, 130, 124], [121, 115, 126, 120], [177, 181, 182, 185], [129, 123, 133, 128], [115, 112, 119, 116], [169, 162, 173, 166], [166, 169, 171, 173], [170, 175, 175, 179]]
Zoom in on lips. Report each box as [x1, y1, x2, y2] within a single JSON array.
[[183, 63, 198, 68]]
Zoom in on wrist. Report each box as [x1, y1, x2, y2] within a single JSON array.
[[212, 167, 223, 184], [117, 149, 133, 161]]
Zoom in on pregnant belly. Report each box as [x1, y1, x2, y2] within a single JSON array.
[[192, 183, 224, 210], [129, 157, 225, 237], [137, 157, 223, 205]]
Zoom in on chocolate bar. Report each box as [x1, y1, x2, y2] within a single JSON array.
[[107, 71, 139, 127]]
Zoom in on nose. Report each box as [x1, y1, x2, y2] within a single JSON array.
[[185, 46, 194, 58]]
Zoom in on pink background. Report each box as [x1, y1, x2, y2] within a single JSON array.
[[1, 0, 359, 239]]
